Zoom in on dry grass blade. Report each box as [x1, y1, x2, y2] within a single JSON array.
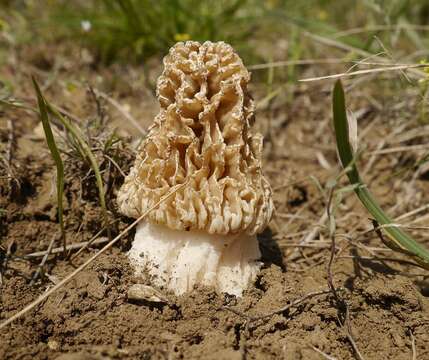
[[332, 79, 429, 270], [0, 181, 187, 330], [300, 64, 427, 82], [332, 24, 429, 38], [303, 31, 426, 79], [32, 77, 66, 254], [0, 98, 37, 113], [248, 58, 349, 70]]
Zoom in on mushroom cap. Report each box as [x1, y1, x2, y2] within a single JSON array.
[[117, 41, 273, 235]]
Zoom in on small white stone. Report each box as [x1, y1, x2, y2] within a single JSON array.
[[80, 20, 91, 32]]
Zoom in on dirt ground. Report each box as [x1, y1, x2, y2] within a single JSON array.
[[1, 44, 429, 360]]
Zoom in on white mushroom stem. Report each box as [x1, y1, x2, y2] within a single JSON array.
[[128, 221, 262, 297]]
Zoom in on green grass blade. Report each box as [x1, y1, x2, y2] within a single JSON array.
[[32, 77, 66, 254], [332, 79, 429, 269], [32, 79, 109, 232]]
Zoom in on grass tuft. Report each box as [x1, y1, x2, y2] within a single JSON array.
[[32, 79, 110, 237]]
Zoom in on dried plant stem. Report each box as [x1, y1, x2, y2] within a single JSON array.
[[369, 143, 429, 155], [303, 31, 425, 79], [248, 58, 348, 70], [410, 330, 417, 360], [344, 307, 365, 360], [311, 346, 338, 360], [326, 187, 340, 301], [395, 204, 429, 222], [301, 63, 427, 82], [337, 255, 422, 268], [223, 289, 331, 322], [326, 183, 364, 360], [0, 182, 187, 330], [333, 24, 429, 38], [23, 237, 109, 259], [29, 234, 57, 285]]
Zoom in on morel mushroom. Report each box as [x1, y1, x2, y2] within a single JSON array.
[[117, 41, 273, 297]]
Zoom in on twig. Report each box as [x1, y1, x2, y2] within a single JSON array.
[[409, 212, 429, 226], [279, 243, 331, 249], [22, 237, 110, 259], [326, 186, 341, 301], [343, 51, 387, 77], [311, 346, 338, 360], [409, 330, 417, 360], [337, 255, 423, 268], [30, 234, 57, 285], [275, 229, 317, 240], [395, 204, 429, 222], [0, 181, 187, 330], [326, 184, 364, 360], [223, 289, 332, 322], [344, 306, 365, 360]]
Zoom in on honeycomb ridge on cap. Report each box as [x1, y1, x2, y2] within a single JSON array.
[[117, 41, 273, 235]]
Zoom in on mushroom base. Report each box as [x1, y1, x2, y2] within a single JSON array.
[[128, 221, 262, 297]]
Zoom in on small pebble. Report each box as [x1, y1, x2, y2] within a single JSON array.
[[47, 339, 59, 350], [127, 284, 169, 304]]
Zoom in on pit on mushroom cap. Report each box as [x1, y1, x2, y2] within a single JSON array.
[[117, 41, 274, 296]]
